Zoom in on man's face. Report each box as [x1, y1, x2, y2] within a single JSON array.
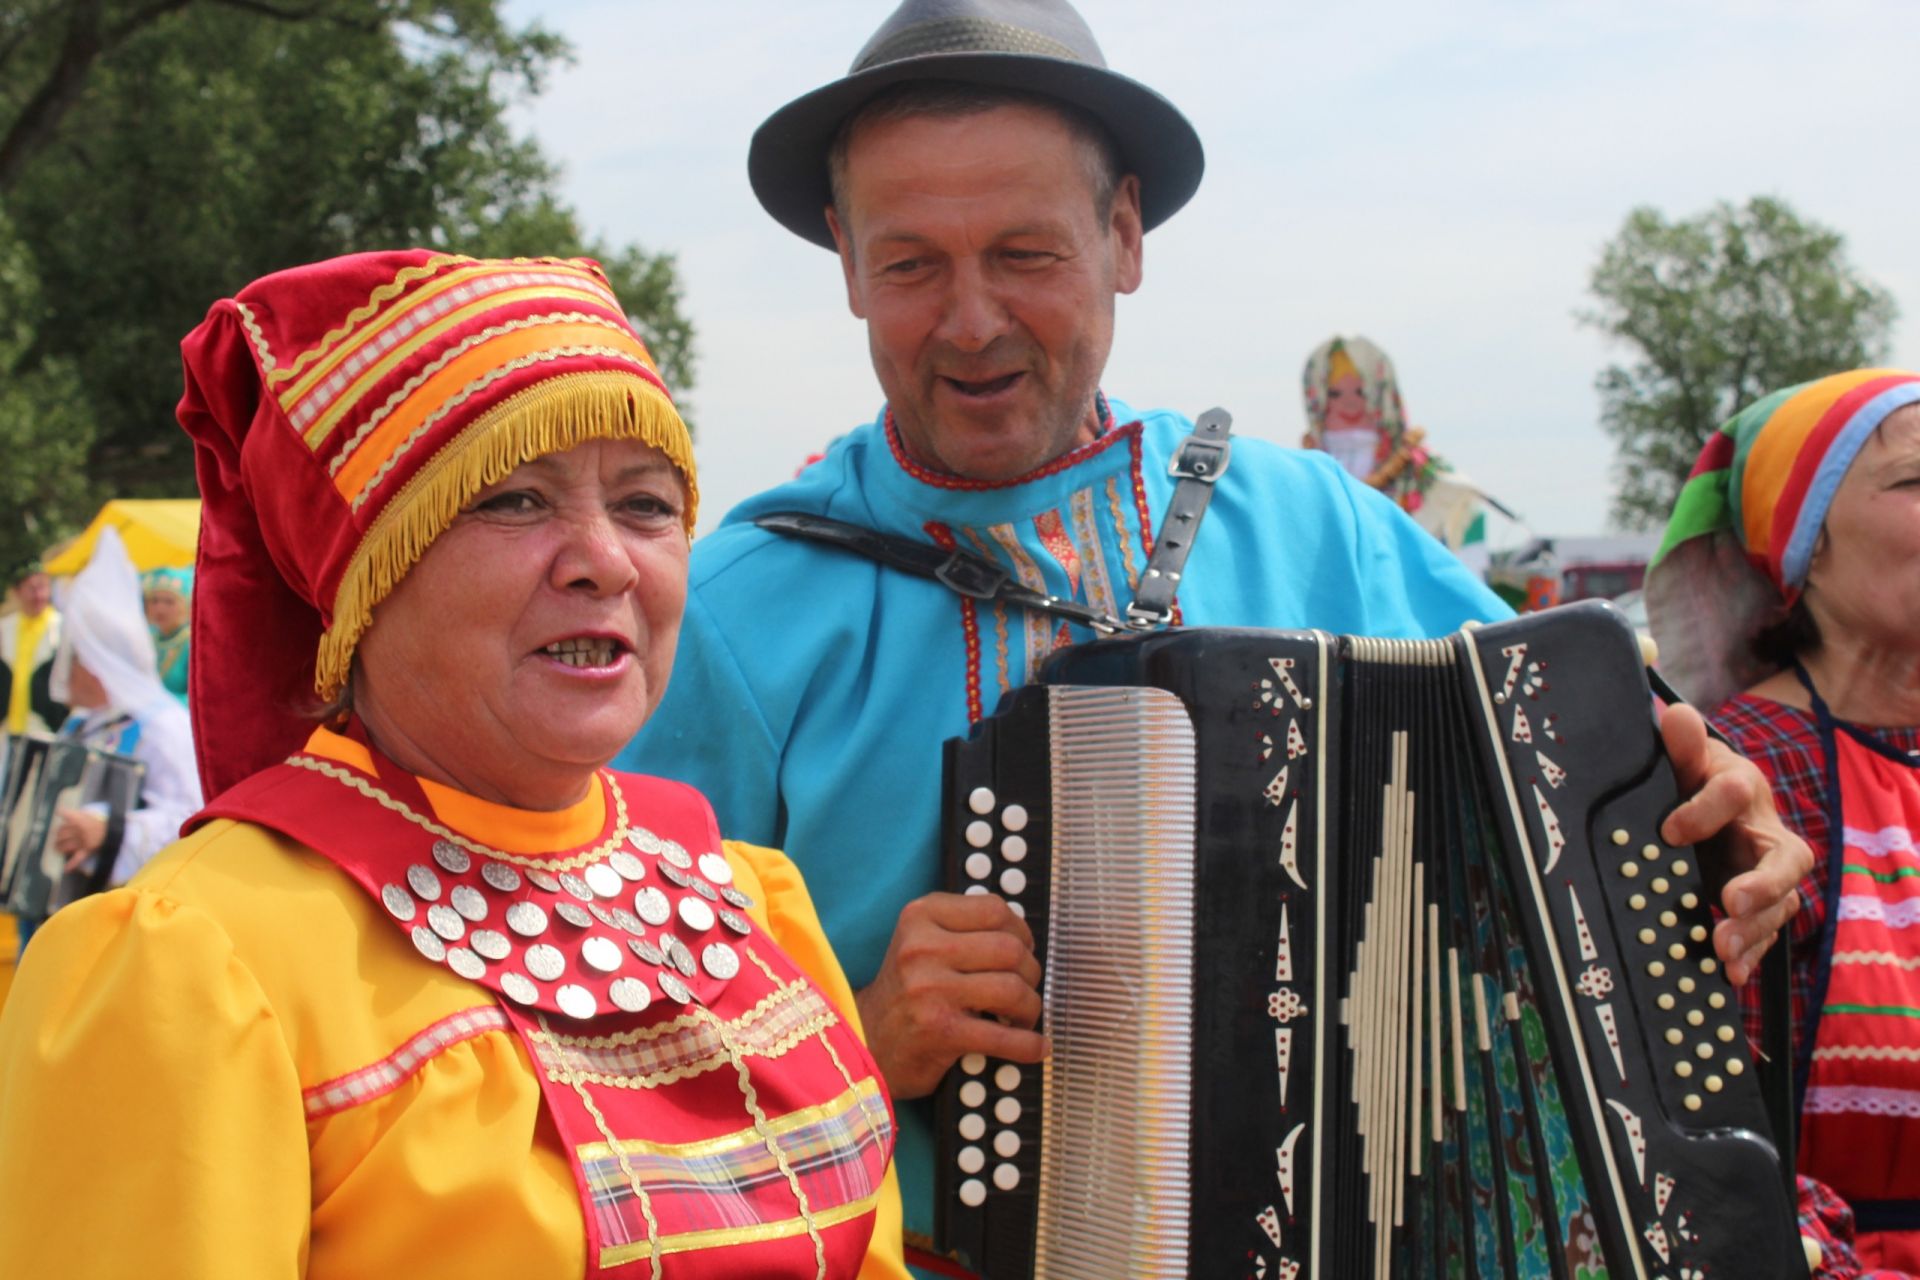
[[14, 572, 50, 616], [827, 103, 1144, 482]]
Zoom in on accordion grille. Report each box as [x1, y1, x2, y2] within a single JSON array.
[[1035, 685, 1197, 1276]]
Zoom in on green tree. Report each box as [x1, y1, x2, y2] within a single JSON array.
[[0, 0, 693, 539], [1582, 196, 1897, 528], [0, 208, 94, 579]]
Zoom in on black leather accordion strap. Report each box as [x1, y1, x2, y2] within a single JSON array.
[[1125, 407, 1231, 629], [758, 407, 1235, 637], [753, 512, 1128, 635]]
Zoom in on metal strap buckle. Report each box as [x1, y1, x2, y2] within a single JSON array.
[[935, 553, 1010, 600], [1169, 437, 1229, 483]]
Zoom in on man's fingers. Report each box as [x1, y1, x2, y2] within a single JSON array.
[[957, 970, 1045, 1029], [1660, 768, 1751, 851], [1658, 703, 1712, 791], [949, 927, 1044, 988], [906, 891, 1036, 951], [959, 1019, 1049, 1067]]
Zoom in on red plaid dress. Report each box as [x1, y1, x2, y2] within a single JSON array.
[[1716, 693, 1920, 1278]]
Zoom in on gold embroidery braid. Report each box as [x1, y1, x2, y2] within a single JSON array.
[[326, 311, 634, 475], [1106, 475, 1140, 592], [234, 302, 277, 374], [701, 1003, 828, 1280], [284, 755, 633, 870], [746, 948, 886, 1183], [351, 346, 655, 510], [268, 254, 466, 387], [538, 1013, 662, 1279], [526, 981, 837, 1089]]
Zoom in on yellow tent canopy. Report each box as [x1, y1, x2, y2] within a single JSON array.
[[43, 500, 200, 576]]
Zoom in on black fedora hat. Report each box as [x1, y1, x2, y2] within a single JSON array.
[[749, 0, 1204, 249]]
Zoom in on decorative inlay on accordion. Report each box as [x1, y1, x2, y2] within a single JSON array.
[[934, 603, 1804, 1279]]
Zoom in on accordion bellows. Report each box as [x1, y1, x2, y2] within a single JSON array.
[[935, 603, 1804, 1279]]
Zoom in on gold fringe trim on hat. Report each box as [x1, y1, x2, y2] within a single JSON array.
[[314, 369, 697, 699]]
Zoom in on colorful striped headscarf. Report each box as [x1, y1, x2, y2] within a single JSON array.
[[1646, 368, 1920, 708]]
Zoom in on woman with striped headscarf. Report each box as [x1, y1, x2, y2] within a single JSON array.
[[1648, 368, 1920, 1276]]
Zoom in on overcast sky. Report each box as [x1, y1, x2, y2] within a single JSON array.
[[501, 0, 1918, 539]]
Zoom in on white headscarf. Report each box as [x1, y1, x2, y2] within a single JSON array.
[[52, 527, 168, 720], [48, 527, 202, 880]]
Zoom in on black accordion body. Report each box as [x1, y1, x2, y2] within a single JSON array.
[[934, 602, 1804, 1279]]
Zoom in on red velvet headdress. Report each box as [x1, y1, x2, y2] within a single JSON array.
[[177, 250, 695, 799]]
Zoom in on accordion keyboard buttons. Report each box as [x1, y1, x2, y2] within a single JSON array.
[[964, 853, 993, 880], [993, 1163, 1020, 1191], [958, 1113, 986, 1141], [993, 1129, 1021, 1158], [960, 1053, 986, 1075], [1000, 869, 1027, 895], [958, 1178, 987, 1208], [965, 821, 993, 847], [994, 1096, 1022, 1125], [994, 1064, 1022, 1091], [1000, 804, 1028, 832], [968, 787, 996, 815], [959, 1080, 987, 1109], [958, 1146, 986, 1174], [1001, 835, 1027, 862]]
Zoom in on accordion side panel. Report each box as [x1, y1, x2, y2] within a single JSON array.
[[1459, 604, 1807, 1280]]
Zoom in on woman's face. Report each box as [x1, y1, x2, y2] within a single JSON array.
[[1805, 406, 1920, 649], [353, 437, 690, 807], [144, 590, 187, 636]]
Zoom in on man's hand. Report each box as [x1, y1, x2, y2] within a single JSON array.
[[855, 892, 1048, 1100], [53, 807, 108, 872], [1658, 703, 1811, 986]]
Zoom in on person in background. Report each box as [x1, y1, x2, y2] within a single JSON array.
[[1301, 334, 1490, 554], [45, 526, 202, 893], [0, 251, 905, 1279], [1648, 367, 1920, 1277], [620, 0, 1813, 1266], [1, 563, 65, 734], [141, 566, 192, 705]]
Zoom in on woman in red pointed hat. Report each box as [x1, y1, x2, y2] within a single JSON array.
[[0, 250, 906, 1280]]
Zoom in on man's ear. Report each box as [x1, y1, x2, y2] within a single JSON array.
[[1109, 174, 1144, 296], [825, 206, 866, 319]]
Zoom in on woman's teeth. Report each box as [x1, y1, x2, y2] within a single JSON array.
[[544, 638, 618, 667]]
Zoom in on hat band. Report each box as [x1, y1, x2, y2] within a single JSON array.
[[856, 18, 1085, 69]]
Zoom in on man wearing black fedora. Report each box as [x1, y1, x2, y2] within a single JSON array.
[[619, 0, 1812, 1270]]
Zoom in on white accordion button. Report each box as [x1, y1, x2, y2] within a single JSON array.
[[994, 1130, 1021, 1158], [1008, 902, 1026, 919], [965, 821, 993, 848], [965, 853, 993, 880], [961, 1053, 987, 1075], [1000, 868, 1028, 895], [1001, 835, 1028, 863], [964, 885, 989, 897], [959, 1178, 987, 1207], [994, 1096, 1022, 1125], [993, 1163, 1020, 1191], [1001, 805, 1029, 832], [959, 1081, 987, 1108], [968, 787, 996, 815], [958, 1113, 986, 1141], [995, 1063, 1022, 1091], [957, 1145, 985, 1174]]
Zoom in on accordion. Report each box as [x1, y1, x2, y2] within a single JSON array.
[[1, 732, 145, 919], [934, 603, 1804, 1279]]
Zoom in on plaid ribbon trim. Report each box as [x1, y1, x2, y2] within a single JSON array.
[[586, 1077, 894, 1259], [528, 980, 837, 1089], [303, 1005, 511, 1119]]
